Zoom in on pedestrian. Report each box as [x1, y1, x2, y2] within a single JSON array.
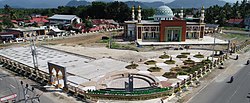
[[230, 76, 234, 83], [247, 60, 249, 65], [236, 55, 239, 60]]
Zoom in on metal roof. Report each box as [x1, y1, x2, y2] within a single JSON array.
[[48, 14, 79, 20]]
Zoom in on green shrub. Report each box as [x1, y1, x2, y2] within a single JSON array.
[[148, 67, 162, 72], [202, 59, 212, 64], [177, 71, 188, 75], [193, 54, 204, 58], [144, 60, 157, 65], [183, 58, 195, 64], [159, 54, 170, 59], [181, 52, 190, 55], [176, 55, 188, 58], [170, 66, 182, 72], [162, 72, 177, 78], [164, 60, 176, 64], [125, 64, 139, 69]]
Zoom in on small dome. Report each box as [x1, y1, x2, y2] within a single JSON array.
[[155, 5, 174, 17]]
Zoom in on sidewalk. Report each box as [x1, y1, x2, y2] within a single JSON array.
[[167, 45, 250, 103]]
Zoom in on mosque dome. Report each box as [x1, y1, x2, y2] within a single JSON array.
[[153, 5, 174, 21]]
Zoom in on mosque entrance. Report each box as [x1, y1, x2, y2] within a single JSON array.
[[165, 27, 182, 42]]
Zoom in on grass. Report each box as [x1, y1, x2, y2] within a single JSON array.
[[162, 72, 177, 78], [183, 59, 195, 64], [159, 54, 170, 59], [176, 55, 188, 58], [125, 64, 139, 69], [148, 67, 162, 72], [164, 60, 176, 64], [109, 42, 138, 51], [193, 54, 204, 58], [181, 52, 190, 55], [144, 60, 157, 65]]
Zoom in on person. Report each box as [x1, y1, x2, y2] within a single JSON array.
[[247, 60, 249, 65], [230, 76, 234, 83]]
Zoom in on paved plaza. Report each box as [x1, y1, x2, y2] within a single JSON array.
[[0, 46, 129, 90], [138, 36, 229, 45]]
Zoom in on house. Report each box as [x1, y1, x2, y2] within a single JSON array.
[[244, 17, 250, 31], [48, 14, 82, 25], [226, 19, 244, 27], [0, 31, 22, 43], [29, 16, 49, 26], [4, 27, 48, 38]]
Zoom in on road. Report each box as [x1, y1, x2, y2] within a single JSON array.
[[188, 56, 250, 103], [0, 66, 56, 103]]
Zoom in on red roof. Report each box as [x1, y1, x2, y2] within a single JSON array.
[[91, 19, 107, 25], [227, 19, 243, 24], [29, 17, 49, 23], [0, 31, 21, 36], [0, 20, 18, 23]]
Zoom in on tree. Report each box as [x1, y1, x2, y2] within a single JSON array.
[[2, 17, 14, 28]]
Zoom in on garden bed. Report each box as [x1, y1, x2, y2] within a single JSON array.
[[164, 60, 176, 64], [176, 55, 188, 58], [159, 54, 170, 59], [148, 67, 162, 72], [162, 72, 177, 78], [125, 64, 139, 69], [144, 60, 157, 65]]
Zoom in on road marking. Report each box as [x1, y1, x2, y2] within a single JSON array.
[[10, 84, 15, 89]]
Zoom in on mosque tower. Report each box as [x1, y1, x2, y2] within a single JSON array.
[[138, 5, 142, 23], [132, 6, 135, 21], [200, 6, 205, 23]]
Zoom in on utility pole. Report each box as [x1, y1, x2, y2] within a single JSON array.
[[30, 34, 39, 77], [212, 32, 216, 62]]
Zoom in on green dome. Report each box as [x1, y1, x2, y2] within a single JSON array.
[[155, 5, 174, 17]]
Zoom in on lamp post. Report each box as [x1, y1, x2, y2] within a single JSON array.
[[30, 33, 39, 78]]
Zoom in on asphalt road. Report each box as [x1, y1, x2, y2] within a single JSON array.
[[188, 64, 250, 103], [0, 66, 56, 103]]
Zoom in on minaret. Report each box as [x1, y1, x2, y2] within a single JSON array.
[[132, 6, 135, 21], [138, 5, 142, 23], [180, 7, 184, 20], [200, 6, 205, 23]]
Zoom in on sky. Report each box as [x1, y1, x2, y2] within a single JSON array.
[[86, 0, 243, 3]]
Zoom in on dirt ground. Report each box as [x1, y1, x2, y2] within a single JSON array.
[[42, 31, 123, 47]]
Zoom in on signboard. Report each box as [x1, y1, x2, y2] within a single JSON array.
[[0, 93, 17, 102]]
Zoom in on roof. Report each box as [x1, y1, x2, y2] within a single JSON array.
[[48, 14, 79, 21], [227, 19, 243, 24], [0, 31, 21, 36], [30, 17, 49, 23], [154, 5, 174, 17], [205, 24, 219, 28], [6, 27, 45, 32]]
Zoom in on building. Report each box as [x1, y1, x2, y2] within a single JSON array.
[[244, 16, 250, 31], [4, 27, 48, 38], [48, 14, 82, 25], [226, 19, 244, 27], [124, 5, 205, 42], [0, 31, 22, 42]]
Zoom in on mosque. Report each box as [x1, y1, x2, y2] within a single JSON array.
[[124, 5, 205, 42]]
